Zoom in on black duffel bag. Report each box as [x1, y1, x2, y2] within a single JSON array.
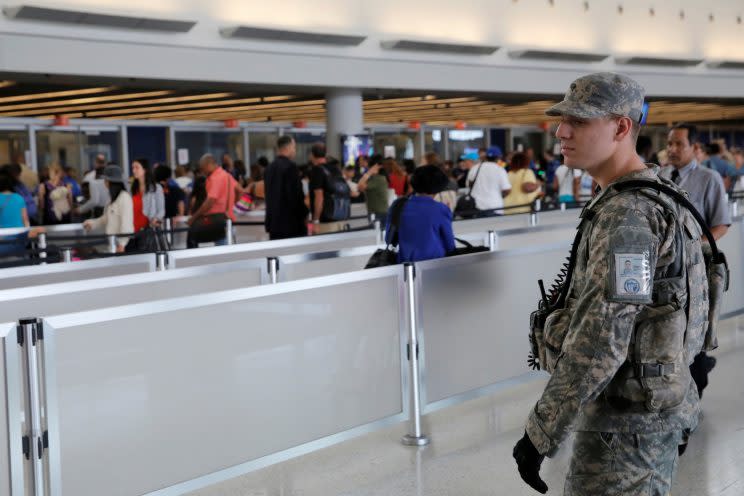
[[448, 237, 490, 257], [365, 196, 409, 269]]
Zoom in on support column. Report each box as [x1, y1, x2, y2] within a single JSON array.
[[325, 88, 364, 159]]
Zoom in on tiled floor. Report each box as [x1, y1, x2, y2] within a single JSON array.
[[189, 316, 744, 496]]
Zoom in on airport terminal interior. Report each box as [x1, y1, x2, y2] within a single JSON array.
[[0, 1, 743, 495]]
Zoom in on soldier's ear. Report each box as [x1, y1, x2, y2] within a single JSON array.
[[614, 116, 633, 142]]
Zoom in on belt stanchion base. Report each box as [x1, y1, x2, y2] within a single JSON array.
[[401, 263, 430, 447]]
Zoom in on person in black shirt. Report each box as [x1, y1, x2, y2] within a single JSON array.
[[264, 136, 309, 240], [154, 165, 185, 219], [308, 143, 347, 234]]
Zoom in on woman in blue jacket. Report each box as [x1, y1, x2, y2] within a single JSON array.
[[386, 165, 455, 263]]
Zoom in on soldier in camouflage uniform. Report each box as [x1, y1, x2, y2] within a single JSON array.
[[512, 73, 709, 495]]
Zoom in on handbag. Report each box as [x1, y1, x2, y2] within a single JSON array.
[[188, 174, 232, 246], [127, 226, 170, 253], [364, 196, 409, 269], [447, 237, 490, 257], [455, 162, 485, 217]]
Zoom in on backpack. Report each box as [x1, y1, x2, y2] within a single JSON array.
[[321, 164, 351, 221], [528, 178, 728, 412]]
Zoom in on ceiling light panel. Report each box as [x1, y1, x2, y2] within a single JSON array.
[[221, 26, 365, 45], [3, 5, 196, 32], [381, 39, 499, 55]]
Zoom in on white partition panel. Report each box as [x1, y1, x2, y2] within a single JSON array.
[[720, 217, 744, 318], [417, 243, 571, 408], [0, 254, 155, 291], [170, 230, 378, 269], [277, 246, 379, 283], [453, 209, 579, 237], [0, 260, 265, 323], [43, 268, 406, 496], [0, 325, 14, 496], [1, 322, 25, 496]]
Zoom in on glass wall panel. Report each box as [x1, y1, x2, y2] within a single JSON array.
[[37, 130, 121, 181], [174, 131, 243, 169], [287, 131, 326, 166], [424, 129, 444, 159], [80, 130, 120, 173], [248, 131, 279, 166], [0, 130, 29, 165], [448, 129, 485, 160], [36, 130, 81, 177], [373, 131, 418, 164]]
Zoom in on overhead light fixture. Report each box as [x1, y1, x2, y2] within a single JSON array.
[[509, 49, 609, 62], [0, 90, 174, 113], [707, 60, 744, 69], [3, 5, 196, 32], [220, 26, 365, 46], [381, 39, 499, 55], [615, 56, 703, 67], [0, 86, 115, 104]]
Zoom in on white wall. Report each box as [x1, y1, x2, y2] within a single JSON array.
[[0, 0, 743, 97]]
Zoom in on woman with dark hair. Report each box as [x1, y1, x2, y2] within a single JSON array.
[[386, 165, 455, 263], [130, 158, 164, 230], [83, 165, 134, 253], [2, 163, 38, 224], [505, 152, 540, 214]]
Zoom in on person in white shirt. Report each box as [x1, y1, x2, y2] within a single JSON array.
[[78, 153, 110, 218], [466, 160, 512, 213], [553, 164, 581, 203], [83, 165, 133, 253]]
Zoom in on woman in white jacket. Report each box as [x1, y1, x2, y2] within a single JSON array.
[[83, 165, 133, 253]]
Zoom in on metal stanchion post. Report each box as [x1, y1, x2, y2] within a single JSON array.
[[731, 200, 738, 218], [37, 232, 47, 264], [487, 230, 498, 251], [165, 218, 173, 246], [534, 198, 542, 212], [374, 220, 384, 245], [61, 248, 72, 263], [155, 252, 167, 271], [267, 257, 279, 284], [370, 213, 376, 223], [225, 218, 234, 245], [560, 202, 567, 212], [401, 263, 430, 447], [529, 212, 538, 227], [107, 235, 117, 254], [19, 318, 46, 493]]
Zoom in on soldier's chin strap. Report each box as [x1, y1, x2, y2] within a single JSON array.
[[612, 179, 729, 288]]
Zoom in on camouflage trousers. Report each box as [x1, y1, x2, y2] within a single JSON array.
[[564, 430, 683, 496]]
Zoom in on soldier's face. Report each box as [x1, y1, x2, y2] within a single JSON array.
[[555, 115, 618, 171], [666, 129, 695, 168]]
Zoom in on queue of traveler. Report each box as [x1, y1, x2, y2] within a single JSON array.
[[1, 126, 741, 260]]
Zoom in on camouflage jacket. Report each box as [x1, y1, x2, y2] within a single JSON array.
[[526, 166, 705, 457]]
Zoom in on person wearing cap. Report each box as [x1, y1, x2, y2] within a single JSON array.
[[83, 165, 133, 253], [512, 73, 708, 495], [385, 165, 455, 263]]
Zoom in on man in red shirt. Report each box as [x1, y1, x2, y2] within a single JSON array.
[[189, 154, 243, 245]]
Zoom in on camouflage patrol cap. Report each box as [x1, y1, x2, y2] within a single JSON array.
[[546, 72, 646, 122]]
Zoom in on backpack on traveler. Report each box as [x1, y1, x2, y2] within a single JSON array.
[[321, 165, 351, 221]]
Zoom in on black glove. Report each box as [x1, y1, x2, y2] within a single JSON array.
[[513, 431, 548, 494]]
